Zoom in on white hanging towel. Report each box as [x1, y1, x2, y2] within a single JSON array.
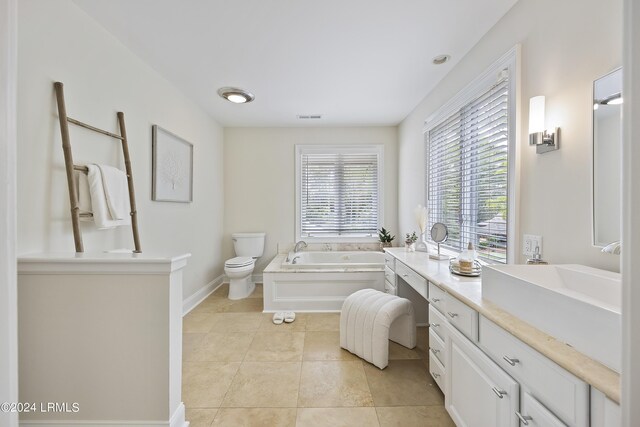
[[86, 164, 131, 229]]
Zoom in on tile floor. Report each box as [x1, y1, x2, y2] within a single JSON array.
[[183, 283, 455, 427]]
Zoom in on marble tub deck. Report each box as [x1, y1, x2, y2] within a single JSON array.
[[182, 283, 455, 427]]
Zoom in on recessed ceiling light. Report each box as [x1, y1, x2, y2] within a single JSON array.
[[217, 87, 255, 104], [432, 54, 451, 65]]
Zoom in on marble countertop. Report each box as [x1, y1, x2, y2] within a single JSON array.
[[384, 247, 620, 404]]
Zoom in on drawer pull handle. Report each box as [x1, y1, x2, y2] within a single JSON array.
[[429, 323, 440, 328], [515, 412, 532, 425], [447, 312, 458, 318], [431, 349, 440, 354], [503, 356, 519, 366], [431, 372, 440, 379], [431, 298, 441, 303], [491, 387, 506, 399], [402, 274, 409, 277]]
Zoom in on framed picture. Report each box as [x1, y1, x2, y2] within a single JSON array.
[[152, 125, 193, 202]]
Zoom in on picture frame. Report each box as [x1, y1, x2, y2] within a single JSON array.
[[152, 125, 193, 202]]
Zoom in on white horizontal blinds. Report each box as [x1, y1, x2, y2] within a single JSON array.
[[301, 150, 379, 237], [428, 77, 509, 263]]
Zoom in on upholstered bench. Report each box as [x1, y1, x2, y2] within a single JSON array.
[[339, 289, 416, 369]]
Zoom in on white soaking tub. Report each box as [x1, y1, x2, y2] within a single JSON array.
[[263, 251, 385, 312]]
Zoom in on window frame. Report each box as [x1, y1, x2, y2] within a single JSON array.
[[424, 46, 519, 263], [295, 144, 384, 243]]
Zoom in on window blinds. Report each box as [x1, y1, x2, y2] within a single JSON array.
[[427, 78, 509, 263], [300, 150, 380, 237]]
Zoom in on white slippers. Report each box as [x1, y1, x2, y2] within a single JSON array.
[[284, 312, 296, 323], [272, 311, 296, 325], [272, 312, 285, 325]]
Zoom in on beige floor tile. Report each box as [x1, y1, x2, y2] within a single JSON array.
[[212, 284, 230, 298], [183, 312, 218, 333], [364, 360, 444, 406], [186, 332, 255, 362], [259, 313, 307, 332], [212, 408, 296, 427], [245, 332, 305, 362], [388, 341, 421, 360], [183, 333, 206, 360], [219, 297, 264, 313], [222, 362, 301, 407], [296, 407, 380, 427], [185, 408, 218, 427], [207, 313, 264, 333], [183, 362, 241, 408], [376, 406, 455, 427], [298, 361, 373, 407], [247, 283, 263, 298], [302, 331, 358, 361], [193, 297, 236, 314], [305, 313, 341, 331]]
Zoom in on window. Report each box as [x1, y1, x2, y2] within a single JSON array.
[[296, 145, 383, 241], [425, 50, 516, 263]]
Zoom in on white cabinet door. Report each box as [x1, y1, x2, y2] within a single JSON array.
[[447, 326, 519, 427]]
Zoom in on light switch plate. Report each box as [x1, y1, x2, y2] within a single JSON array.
[[523, 234, 542, 257]]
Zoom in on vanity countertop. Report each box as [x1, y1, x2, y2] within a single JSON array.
[[384, 247, 620, 404]]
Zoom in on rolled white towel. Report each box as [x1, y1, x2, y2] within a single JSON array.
[[86, 164, 131, 229]]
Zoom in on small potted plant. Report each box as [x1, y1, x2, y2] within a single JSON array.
[[378, 227, 395, 249], [405, 231, 418, 252]]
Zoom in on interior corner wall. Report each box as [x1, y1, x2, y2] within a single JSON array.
[[223, 127, 399, 273], [17, 0, 225, 299], [398, 0, 622, 271]]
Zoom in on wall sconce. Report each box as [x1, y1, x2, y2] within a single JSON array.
[[528, 96, 559, 154]]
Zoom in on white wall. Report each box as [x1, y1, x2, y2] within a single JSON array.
[[622, 0, 640, 424], [398, 0, 621, 271], [0, 0, 18, 426], [223, 127, 398, 273], [17, 0, 225, 299]]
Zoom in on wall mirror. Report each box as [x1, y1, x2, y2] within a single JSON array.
[[593, 68, 622, 247]]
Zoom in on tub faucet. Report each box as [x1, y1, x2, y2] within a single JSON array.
[[601, 241, 621, 255], [294, 240, 308, 252]]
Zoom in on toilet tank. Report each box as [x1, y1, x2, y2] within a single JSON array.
[[232, 233, 266, 258]]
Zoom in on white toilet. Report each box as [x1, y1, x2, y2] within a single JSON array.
[[224, 232, 266, 300]]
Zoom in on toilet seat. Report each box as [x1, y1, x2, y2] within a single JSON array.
[[225, 256, 255, 268]]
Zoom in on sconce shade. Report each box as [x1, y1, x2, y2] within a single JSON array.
[[529, 96, 546, 134]]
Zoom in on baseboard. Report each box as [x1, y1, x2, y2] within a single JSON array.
[[182, 275, 224, 316]]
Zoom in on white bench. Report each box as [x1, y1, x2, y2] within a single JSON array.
[[339, 289, 417, 369]]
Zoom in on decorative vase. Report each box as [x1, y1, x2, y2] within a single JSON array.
[[405, 242, 415, 252]]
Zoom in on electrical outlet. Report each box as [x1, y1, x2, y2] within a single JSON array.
[[523, 234, 542, 257]]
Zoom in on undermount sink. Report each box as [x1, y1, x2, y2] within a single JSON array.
[[482, 264, 621, 372]]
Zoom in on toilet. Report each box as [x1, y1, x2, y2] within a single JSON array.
[[224, 232, 266, 300]]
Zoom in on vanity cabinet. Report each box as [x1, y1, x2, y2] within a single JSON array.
[[447, 321, 520, 427]]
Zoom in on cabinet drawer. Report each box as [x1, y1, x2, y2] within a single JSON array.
[[428, 305, 447, 342], [429, 351, 446, 393], [479, 316, 588, 427], [384, 266, 396, 286], [429, 328, 446, 367], [519, 392, 567, 427], [444, 294, 478, 342], [428, 282, 446, 314], [384, 279, 397, 296], [384, 253, 395, 270], [396, 261, 428, 300]]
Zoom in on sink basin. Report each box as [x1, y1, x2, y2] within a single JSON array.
[[482, 264, 621, 372]]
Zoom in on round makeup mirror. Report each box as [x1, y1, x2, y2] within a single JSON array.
[[429, 222, 449, 260], [430, 222, 448, 243]]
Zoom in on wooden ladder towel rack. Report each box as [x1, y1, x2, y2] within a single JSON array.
[[54, 81, 142, 253]]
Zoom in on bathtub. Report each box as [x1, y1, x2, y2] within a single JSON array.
[[281, 251, 385, 269], [263, 251, 385, 312]]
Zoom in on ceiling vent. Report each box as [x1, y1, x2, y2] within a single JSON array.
[[297, 114, 322, 119]]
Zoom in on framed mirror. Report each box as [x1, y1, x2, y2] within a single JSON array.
[[592, 68, 622, 247]]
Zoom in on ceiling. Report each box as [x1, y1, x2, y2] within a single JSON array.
[[73, 0, 517, 127]]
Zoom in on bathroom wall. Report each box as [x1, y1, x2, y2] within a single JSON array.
[[398, 0, 622, 271], [17, 0, 225, 299], [223, 127, 398, 274]]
